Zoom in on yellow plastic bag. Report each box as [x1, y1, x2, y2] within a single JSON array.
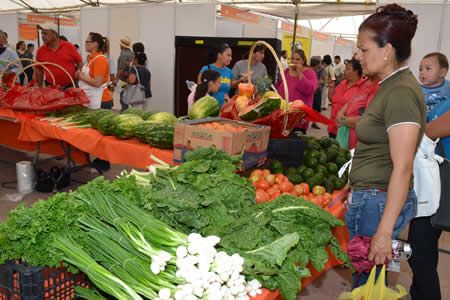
[[339, 265, 408, 300]]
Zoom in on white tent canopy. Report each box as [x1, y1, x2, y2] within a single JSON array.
[[1, 0, 376, 19]]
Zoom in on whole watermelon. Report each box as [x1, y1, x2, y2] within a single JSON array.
[[111, 114, 143, 139], [147, 123, 174, 149], [97, 113, 117, 136], [189, 95, 219, 119], [90, 109, 115, 129], [147, 112, 177, 124], [135, 121, 158, 143], [143, 111, 158, 120], [122, 108, 146, 118]]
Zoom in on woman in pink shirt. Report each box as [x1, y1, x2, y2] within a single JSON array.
[[276, 49, 318, 133]]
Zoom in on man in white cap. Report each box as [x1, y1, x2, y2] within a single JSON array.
[[34, 22, 82, 88], [0, 29, 19, 75], [117, 35, 133, 111]]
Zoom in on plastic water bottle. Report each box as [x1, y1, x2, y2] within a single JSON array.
[[387, 240, 412, 272], [186, 80, 197, 92]]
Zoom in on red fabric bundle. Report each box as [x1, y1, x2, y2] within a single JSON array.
[[220, 96, 335, 138], [348, 235, 391, 274], [0, 84, 89, 111]]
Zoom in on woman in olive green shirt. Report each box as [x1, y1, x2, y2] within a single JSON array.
[[346, 4, 426, 288]]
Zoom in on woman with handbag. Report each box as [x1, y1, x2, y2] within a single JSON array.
[[76, 32, 113, 110], [346, 4, 425, 288], [124, 51, 152, 110], [408, 52, 450, 300]]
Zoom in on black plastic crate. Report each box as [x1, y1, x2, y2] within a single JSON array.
[[0, 261, 89, 300], [266, 136, 305, 167]]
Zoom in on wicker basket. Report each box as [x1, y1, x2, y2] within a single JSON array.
[[224, 40, 306, 138]]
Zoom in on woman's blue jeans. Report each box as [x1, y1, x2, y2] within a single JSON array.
[[345, 189, 417, 288]]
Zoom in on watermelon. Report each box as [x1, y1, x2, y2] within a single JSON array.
[[122, 108, 146, 118], [97, 113, 117, 136], [90, 109, 115, 128], [188, 95, 220, 119], [143, 111, 158, 120], [147, 123, 174, 149], [134, 121, 158, 143], [147, 112, 177, 124], [111, 114, 143, 139], [238, 97, 281, 121]]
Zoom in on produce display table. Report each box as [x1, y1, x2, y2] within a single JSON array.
[[0, 108, 173, 169], [254, 187, 350, 300]]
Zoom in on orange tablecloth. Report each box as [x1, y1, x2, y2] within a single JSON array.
[[0, 108, 174, 168], [253, 187, 350, 300]]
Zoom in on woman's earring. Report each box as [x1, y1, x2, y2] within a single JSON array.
[[384, 57, 387, 61]]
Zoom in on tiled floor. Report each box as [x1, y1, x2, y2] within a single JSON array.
[[1, 111, 450, 299]]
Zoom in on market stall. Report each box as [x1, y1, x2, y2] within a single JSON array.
[[0, 37, 353, 299], [0, 108, 174, 168]]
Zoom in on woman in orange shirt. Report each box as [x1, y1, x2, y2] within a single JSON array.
[[76, 32, 113, 109]]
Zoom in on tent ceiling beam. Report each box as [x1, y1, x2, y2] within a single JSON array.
[[10, 0, 38, 12], [221, 1, 374, 4]]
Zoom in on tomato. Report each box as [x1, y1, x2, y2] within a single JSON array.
[[323, 193, 333, 203], [293, 183, 308, 195], [266, 187, 278, 197], [264, 174, 276, 185], [254, 179, 271, 190], [299, 183, 310, 195], [251, 169, 264, 178], [255, 189, 270, 203], [249, 174, 260, 183], [312, 185, 326, 196], [312, 195, 326, 207], [271, 184, 280, 192], [270, 190, 281, 200], [275, 174, 287, 184], [280, 181, 294, 193], [262, 169, 271, 177]]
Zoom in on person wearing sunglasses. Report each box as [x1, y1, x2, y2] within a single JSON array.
[[76, 32, 112, 110]]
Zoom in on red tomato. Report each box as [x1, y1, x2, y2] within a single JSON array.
[[275, 174, 287, 184], [270, 190, 281, 200], [280, 181, 294, 193], [299, 183, 310, 195], [255, 189, 270, 203], [251, 169, 263, 177], [293, 184, 307, 195], [266, 187, 278, 197], [262, 169, 271, 177], [264, 174, 276, 186], [254, 179, 269, 190], [271, 184, 281, 192], [311, 195, 325, 207]]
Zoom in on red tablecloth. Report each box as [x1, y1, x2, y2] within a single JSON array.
[[0, 108, 173, 168]]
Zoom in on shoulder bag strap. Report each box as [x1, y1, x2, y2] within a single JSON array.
[[133, 65, 141, 85]]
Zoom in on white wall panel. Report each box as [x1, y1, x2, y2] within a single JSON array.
[[138, 4, 176, 113], [243, 17, 277, 38], [216, 18, 243, 38], [109, 6, 139, 64], [0, 13, 19, 47], [176, 4, 216, 36], [80, 7, 109, 61], [311, 36, 335, 58]]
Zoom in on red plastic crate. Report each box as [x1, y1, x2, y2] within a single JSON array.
[[0, 261, 89, 300]]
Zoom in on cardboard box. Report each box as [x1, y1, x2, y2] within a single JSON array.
[[173, 117, 270, 170]]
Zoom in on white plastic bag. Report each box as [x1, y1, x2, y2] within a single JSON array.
[[414, 134, 443, 217]]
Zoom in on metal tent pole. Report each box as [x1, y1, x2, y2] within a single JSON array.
[[291, 0, 300, 54]]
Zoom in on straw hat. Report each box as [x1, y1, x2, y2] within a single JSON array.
[[120, 36, 131, 49]]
